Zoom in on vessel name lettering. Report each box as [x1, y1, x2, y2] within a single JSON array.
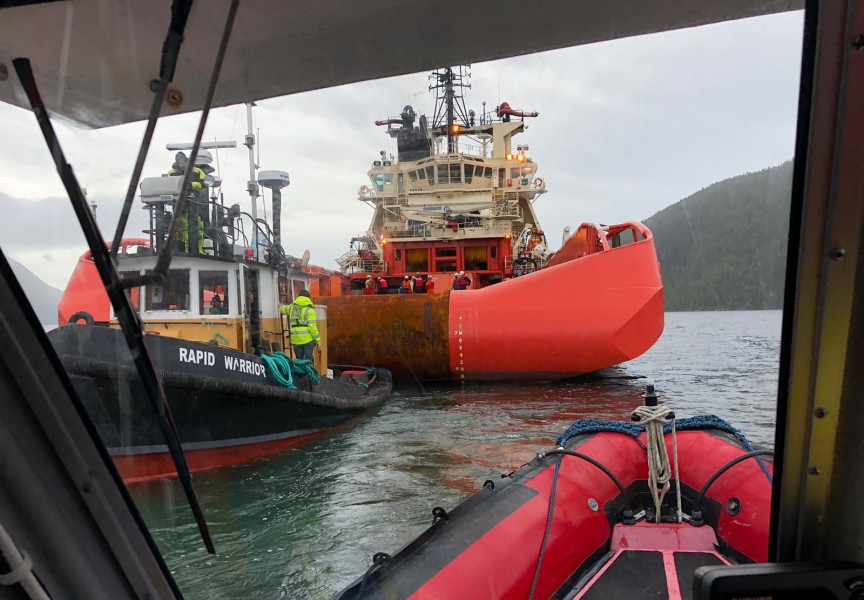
[[224, 355, 267, 377], [179, 347, 216, 366]]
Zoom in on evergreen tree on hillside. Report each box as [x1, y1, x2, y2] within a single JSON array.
[[644, 160, 792, 311]]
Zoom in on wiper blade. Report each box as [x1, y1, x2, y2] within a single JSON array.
[[13, 56, 216, 554], [110, 0, 195, 261]]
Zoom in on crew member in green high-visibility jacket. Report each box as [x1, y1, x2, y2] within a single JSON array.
[[279, 289, 320, 362], [165, 151, 206, 254]]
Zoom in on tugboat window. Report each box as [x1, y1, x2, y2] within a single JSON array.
[[145, 269, 190, 311], [200, 271, 230, 315], [118, 271, 141, 310]]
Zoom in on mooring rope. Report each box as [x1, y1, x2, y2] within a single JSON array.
[[261, 352, 321, 390], [631, 404, 681, 523]]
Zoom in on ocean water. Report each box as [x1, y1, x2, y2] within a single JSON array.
[[129, 310, 782, 599]]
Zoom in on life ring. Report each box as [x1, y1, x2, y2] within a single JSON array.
[[68, 310, 94, 325], [209, 333, 230, 346], [359, 185, 370, 195], [533, 177, 546, 189]]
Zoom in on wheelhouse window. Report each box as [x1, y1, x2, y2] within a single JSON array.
[[118, 271, 141, 310], [145, 269, 190, 311], [449, 163, 462, 183], [465, 164, 475, 184], [200, 270, 229, 314]]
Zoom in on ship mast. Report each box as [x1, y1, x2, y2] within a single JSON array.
[[243, 102, 258, 260], [429, 66, 473, 153]]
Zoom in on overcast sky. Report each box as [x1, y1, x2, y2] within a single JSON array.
[[0, 10, 804, 290]]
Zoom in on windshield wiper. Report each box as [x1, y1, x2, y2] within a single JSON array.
[[11, 0, 240, 555]]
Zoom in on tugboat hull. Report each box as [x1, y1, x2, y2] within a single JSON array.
[[48, 325, 392, 483]]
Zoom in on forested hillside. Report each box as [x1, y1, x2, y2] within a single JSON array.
[[644, 161, 793, 311], [8, 258, 63, 326]]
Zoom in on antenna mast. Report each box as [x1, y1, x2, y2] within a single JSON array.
[[430, 66, 472, 153], [244, 102, 259, 224]]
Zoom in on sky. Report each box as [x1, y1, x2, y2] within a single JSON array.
[[0, 10, 804, 290]]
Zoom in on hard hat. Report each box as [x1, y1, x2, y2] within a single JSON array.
[[366, 275, 372, 278], [404, 275, 409, 279], [459, 270, 465, 275]]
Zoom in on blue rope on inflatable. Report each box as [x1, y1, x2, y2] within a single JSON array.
[[556, 414, 772, 483], [261, 352, 322, 390]]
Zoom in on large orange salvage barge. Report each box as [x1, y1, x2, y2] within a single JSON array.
[[317, 66, 664, 380]]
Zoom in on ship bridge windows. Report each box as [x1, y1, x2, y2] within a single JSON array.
[[436, 164, 462, 184], [146, 269, 190, 311], [374, 173, 393, 191], [425, 166, 435, 182], [408, 170, 418, 182], [465, 164, 474, 184], [200, 271, 229, 315]]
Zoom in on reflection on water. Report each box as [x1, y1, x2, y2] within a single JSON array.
[[130, 310, 781, 599]]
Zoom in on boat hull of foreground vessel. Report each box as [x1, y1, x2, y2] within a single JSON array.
[[335, 419, 772, 599], [48, 325, 392, 483], [319, 225, 663, 381]]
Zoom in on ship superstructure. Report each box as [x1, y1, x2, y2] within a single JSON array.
[[337, 66, 549, 291]]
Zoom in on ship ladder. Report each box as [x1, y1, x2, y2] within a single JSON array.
[[279, 313, 294, 359]]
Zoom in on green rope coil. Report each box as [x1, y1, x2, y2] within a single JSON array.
[[261, 351, 321, 390]]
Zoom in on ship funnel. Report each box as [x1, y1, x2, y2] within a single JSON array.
[[258, 170, 290, 245]]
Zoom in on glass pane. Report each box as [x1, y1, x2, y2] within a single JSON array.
[[3, 9, 804, 598], [200, 270, 229, 314], [145, 270, 190, 311]]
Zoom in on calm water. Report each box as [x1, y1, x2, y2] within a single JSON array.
[[131, 310, 782, 599]]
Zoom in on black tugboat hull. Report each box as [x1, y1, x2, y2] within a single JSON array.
[[48, 325, 392, 482]]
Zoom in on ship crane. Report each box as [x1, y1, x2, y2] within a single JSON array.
[[496, 101, 540, 121]]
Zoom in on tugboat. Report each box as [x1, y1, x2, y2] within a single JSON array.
[[335, 386, 773, 599], [317, 66, 665, 381], [50, 112, 392, 484]]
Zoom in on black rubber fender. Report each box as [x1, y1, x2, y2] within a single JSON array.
[[68, 310, 95, 325]]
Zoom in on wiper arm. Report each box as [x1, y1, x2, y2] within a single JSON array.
[[110, 0, 194, 262], [13, 56, 216, 554]]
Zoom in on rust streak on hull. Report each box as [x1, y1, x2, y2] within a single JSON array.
[[316, 292, 452, 381]]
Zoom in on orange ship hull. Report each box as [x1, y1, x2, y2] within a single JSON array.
[[319, 228, 664, 381]]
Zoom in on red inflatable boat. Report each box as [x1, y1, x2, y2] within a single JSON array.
[[335, 388, 773, 599]]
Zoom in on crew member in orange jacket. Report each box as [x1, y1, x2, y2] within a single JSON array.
[[400, 275, 412, 294], [377, 277, 389, 294], [452, 271, 471, 290], [413, 273, 425, 294]]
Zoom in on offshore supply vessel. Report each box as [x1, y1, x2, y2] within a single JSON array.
[[316, 66, 665, 381]]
